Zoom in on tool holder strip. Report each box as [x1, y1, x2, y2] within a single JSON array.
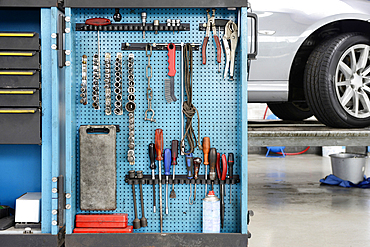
[[125, 175, 240, 185], [76, 23, 190, 32], [121, 43, 200, 51]]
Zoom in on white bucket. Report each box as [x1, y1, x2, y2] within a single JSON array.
[[329, 153, 367, 184]]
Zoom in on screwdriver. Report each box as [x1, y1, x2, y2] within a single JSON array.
[[220, 154, 227, 229], [164, 148, 171, 214], [155, 129, 163, 233], [186, 153, 194, 205], [228, 153, 234, 204], [170, 140, 178, 199], [149, 143, 156, 213], [193, 157, 202, 202], [202, 137, 210, 196], [209, 148, 217, 191]]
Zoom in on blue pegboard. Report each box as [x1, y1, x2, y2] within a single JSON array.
[[72, 8, 242, 233]]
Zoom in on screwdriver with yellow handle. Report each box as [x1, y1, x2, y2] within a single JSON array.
[[202, 137, 210, 197]]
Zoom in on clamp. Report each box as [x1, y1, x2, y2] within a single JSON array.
[[202, 9, 221, 65], [223, 20, 238, 81]]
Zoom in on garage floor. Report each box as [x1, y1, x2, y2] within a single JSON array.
[[248, 154, 370, 247]]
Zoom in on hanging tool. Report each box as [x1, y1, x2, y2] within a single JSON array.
[[202, 137, 210, 196], [209, 148, 217, 191], [220, 154, 227, 229], [144, 44, 155, 122], [186, 153, 194, 205], [165, 43, 177, 103], [228, 153, 234, 204], [155, 129, 163, 233], [141, 12, 147, 39], [137, 170, 147, 227], [181, 44, 203, 155], [223, 20, 238, 81], [85, 18, 111, 73], [202, 9, 221, 66], [113, 8, 122, 22], [129, 170, 141, 229], [170, 140, 178, 199], [180, 42, 185, 156], [164, 148, 171, 214], [149, 143, 156, 213], [193, 157, 202, 202], [218, 26, 221, 73]]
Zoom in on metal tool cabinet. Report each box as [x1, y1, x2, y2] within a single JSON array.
[[60, 1, 249, 246]]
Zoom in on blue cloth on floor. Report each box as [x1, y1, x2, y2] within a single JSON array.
[[320, 174, 370, 188]]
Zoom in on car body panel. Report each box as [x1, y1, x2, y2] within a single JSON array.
[[248, 0, 370, 102]]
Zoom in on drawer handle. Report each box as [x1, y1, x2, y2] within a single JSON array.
[[0, 33, 35, 37], [0, 71, 35, 76], [0, 109, 36, 114], [0, 90, 35, 95], [0, 52, 35, 57]]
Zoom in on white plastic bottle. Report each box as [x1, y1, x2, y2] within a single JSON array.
[[203, 190, 220, 233]]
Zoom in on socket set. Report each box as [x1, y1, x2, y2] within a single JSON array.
[[114, 53, 123, 115], [104, 53, 112, 115], [92, 54, 100, 110]]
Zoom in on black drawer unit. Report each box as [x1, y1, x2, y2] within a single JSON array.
[[0, 70, 40, 88], [0, 32, 40, 50], [0, 51, 40, 70], [0, 108, 40, 144], [0, 89, 40, 107]]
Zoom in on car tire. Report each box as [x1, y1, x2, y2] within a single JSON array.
[[267, 102, 313, 120], [304, 33, 370, 128]]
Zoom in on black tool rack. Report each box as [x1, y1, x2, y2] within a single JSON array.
[[125, 174, 241, 185]]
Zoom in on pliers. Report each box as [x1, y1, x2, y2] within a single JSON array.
[[202, 9, 221, 65], [223, 20, 238, 81]]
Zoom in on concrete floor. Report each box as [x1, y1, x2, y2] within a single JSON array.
[[248, 154, 370, 247]]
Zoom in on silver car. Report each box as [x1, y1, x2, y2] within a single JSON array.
[[248, 0, 370, 127]]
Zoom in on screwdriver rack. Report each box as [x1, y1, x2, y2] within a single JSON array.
[[61, 5, 249, 245], [125, 174, 240, 185]]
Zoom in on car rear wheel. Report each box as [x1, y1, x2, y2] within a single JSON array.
[[267, 102, 313, 120], [304, 33, 370, 128]]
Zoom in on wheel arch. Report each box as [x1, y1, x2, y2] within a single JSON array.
[[288, 17, 370, 102]]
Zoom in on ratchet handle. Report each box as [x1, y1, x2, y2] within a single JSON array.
[[216, 152, 221, 179], [149, 143, 156, 170], [85, 18, 111, 26], [164, 149, 171, 176], [155, 129, 163, 161], [186, 154, 194, 179], [202, 36, 209, 65], [167, 43, 176, 77], [171, 140, 178, 166], [221, 154, 227, 181], [213, 35, 221, 63]]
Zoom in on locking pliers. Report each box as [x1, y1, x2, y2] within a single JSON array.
[[202, 9, 221, 65], [223, 20, 238, 81]]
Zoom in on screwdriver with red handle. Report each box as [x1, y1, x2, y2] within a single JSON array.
[[155, 129, 163, 233], [220, 154, 227, 229]]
